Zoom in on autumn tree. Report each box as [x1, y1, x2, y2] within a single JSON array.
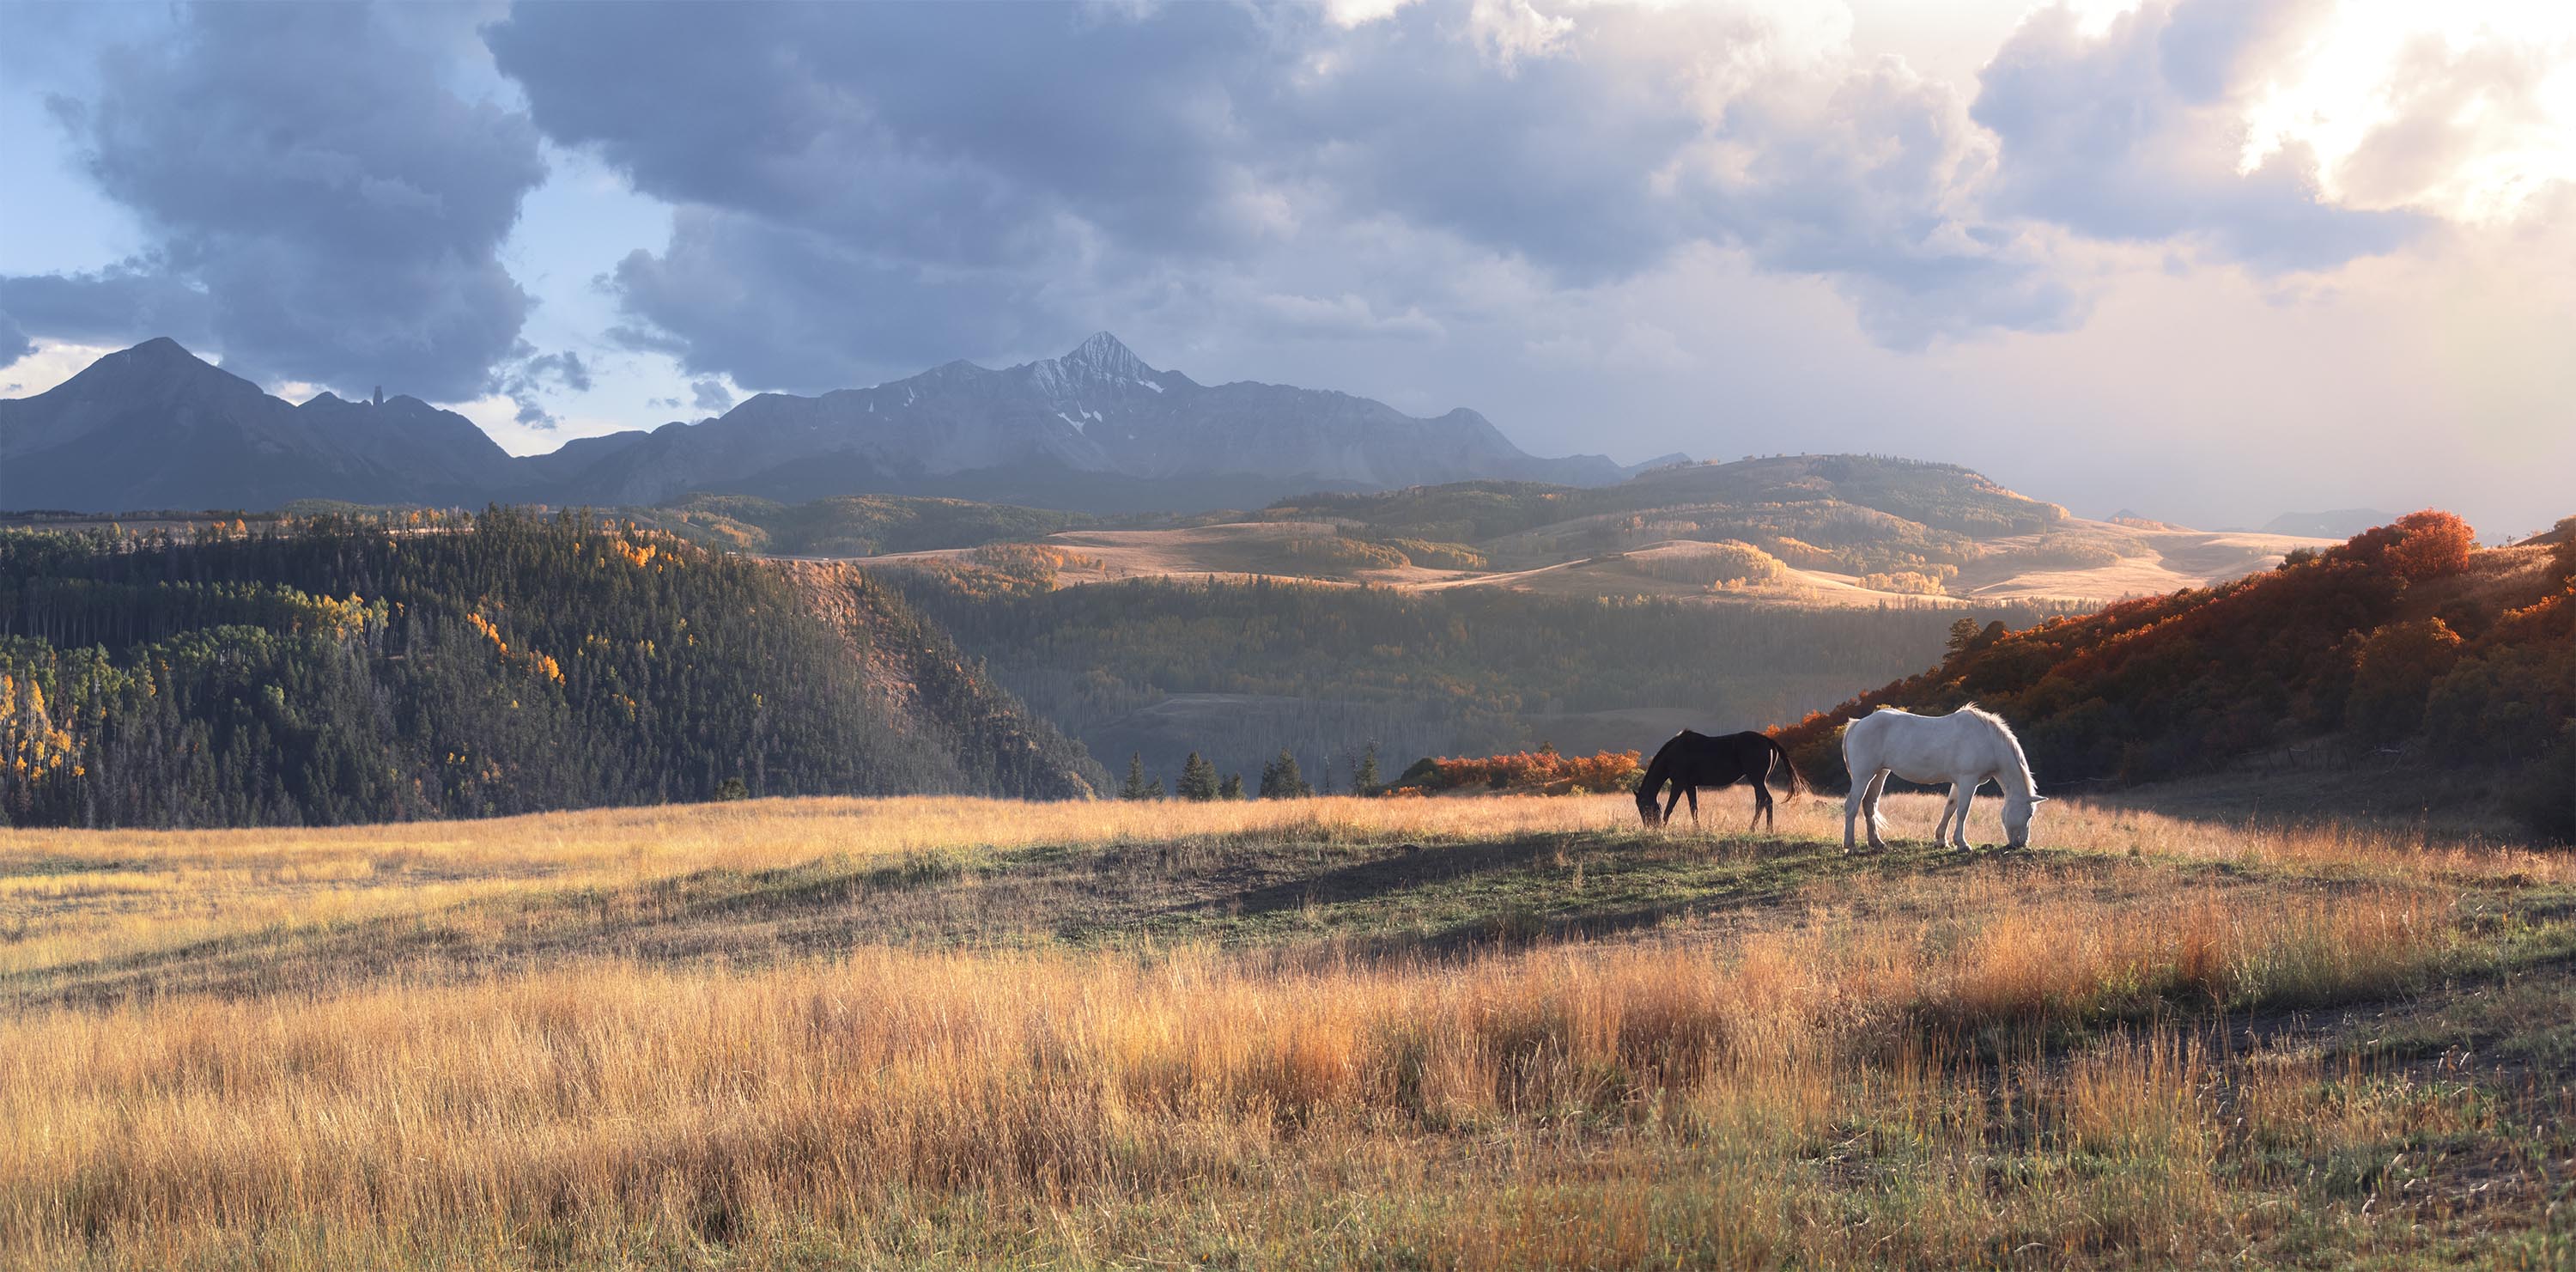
[[2348, 617, 2464, 739], [2333, 510, 2475, 583]]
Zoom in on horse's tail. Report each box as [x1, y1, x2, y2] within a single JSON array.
[[1763, 734, 1806, 800]]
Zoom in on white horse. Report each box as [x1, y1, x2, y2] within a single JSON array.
[[1842, 704, 2046, 852]]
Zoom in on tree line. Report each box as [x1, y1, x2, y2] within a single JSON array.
[[0, 510, 1100, 828]]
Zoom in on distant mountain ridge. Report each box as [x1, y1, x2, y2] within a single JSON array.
[[1, 335, 1661, 514], [0, 338, 523, 511]]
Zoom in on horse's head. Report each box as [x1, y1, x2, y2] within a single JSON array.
[[2004, 794, 2049, 848], [1635, 788, 1662, 826]]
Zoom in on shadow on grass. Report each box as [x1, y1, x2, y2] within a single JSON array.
[[0, 827, 2371, 1011]]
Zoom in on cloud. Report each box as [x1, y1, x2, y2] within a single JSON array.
[[0, 265, 213, 362], [605, 207, 1056, 393], [690, 378, 733, 413], [486, 346, 594, 429], [1, 3, 545, 399], [1971, 1, 2427, 271], [486, 0, 2085, 387], [525, 350, 592, 394]]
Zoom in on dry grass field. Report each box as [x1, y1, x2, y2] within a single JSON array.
[[5, 794, 2573, 1269]]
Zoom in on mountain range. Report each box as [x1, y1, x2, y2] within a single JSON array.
[[0, 335, 1673, 514]]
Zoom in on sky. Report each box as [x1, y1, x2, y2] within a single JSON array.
[[1, 0, 2570, 536]]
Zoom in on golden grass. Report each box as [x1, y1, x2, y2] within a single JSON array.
[[0, 912, 2488, 1269], [7, 792, 2561, 980], [0, 795, 1625, 977], [4, 793, 2569, 1268]]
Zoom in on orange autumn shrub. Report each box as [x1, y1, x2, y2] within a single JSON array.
[[1394, 747, 1643, 795]]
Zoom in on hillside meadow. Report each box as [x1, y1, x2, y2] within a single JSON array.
[[5, 794, 2573, 1269]]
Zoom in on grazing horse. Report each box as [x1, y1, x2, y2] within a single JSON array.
[[1635, 730, 1806, 830], [1841, 704, 2046, 852]]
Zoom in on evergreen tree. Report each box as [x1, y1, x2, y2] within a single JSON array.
[[0, 511, 1106, 829], [1946, 616, 1983, 658], [1121, 752, 1155, 800], [1354, 739, 1382, 796], [1257, 748, 1309, 799], [1176, 751, 1219, 800], [1218, 772, 1244, 800]]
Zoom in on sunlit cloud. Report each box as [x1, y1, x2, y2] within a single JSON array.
[[2238, 0, 2576, 223]]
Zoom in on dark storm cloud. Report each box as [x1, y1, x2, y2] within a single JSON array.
[[0, 313, 31, 368], [3, 3, 545, 399], [604, 208, 1057, 392], [488, 3, 1282, 265], [0, 265, 214, 351], [1972, 0, 2424, 272], [487, 0, 2083, 386], [690, 379, 732, 414]]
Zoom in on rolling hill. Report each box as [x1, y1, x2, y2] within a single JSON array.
[[856, 454, 2332, 607]]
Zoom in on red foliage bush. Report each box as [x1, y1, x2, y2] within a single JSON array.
[[1395, 748, 1643, 795], [2330, 510, 2475, 583]]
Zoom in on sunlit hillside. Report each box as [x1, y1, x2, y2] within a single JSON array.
[[1777, 512, 2576, 842], [853, 457, 2331, 606], [7, 794, 2573, 1268]]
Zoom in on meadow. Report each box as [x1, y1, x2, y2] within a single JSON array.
[[4, 794, 2573, 1269]]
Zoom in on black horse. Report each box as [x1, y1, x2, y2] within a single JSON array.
[[1635, 730, 1806, 830]]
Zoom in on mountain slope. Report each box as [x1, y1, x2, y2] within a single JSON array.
[[3, 336, 1640, 514], [0, 338, 524, 510], [0, 510, 1100, 828], [1769, 512, 2576, 838]]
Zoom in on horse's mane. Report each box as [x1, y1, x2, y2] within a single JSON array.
[[1953, 702, 2038, 796], [1636, 737, 1676, 798]]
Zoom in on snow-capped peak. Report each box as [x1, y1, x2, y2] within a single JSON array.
[[1025, 332, 1162, 405]]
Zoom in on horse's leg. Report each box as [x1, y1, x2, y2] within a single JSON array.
[[1750, 781, 1773, 832], [1844, 780, 1863, 852], [1934, 787, 1955, 847], [1663, 786, 1685, 825], [1685, 786, 1700, 828], [1862, 771, 1892, 850], [1950, 783, 1977, 851]]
